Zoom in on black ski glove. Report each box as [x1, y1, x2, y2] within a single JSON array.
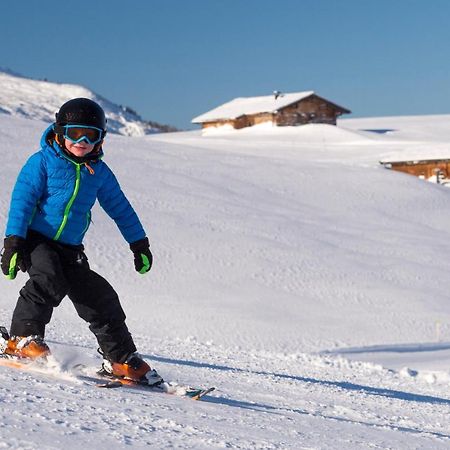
[[130, 237, 153, 274], [1, 236, 31, 280]]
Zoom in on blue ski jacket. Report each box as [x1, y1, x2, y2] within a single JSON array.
[[5, 125, 146, 246]]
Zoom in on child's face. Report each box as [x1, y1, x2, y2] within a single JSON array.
[[64, 139, 95, 157]]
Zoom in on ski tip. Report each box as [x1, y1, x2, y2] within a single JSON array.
[[187, 386, 216, 400], [94, 378, 216, 399]]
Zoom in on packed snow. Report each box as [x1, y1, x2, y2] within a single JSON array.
[[1, 112, 450, 449]]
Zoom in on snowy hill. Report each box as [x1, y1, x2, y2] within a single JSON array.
[[1, 114, 450, 448], [0, 70, 177, 136], [342, 113, 450, 142]]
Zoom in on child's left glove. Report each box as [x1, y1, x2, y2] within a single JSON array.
[[1, 236, 31, 280], [130, 237, 153, 274]]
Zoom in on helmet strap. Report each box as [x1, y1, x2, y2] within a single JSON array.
[[92, 140, 104, 155], [55, 133, 65, 148]]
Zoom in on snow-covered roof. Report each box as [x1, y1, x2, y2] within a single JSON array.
[[380, 153, 450, 164], [192, 91, 316, 123]]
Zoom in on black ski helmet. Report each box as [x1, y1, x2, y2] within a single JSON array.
[[55, 98, 107, 130]]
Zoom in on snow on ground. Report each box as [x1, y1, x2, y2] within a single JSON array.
[[1, 114, 450, 448], [342, 113, 450, 142]]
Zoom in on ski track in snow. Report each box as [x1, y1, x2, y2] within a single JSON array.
[[1, 114, 450, 448]]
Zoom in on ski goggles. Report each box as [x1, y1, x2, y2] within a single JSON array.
[[58, 124, 105, 145]]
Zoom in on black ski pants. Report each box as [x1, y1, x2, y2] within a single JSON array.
[[10, 231, 136, 363]]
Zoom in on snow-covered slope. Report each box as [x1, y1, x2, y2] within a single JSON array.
[[1, 115, 450, 448], [342, 113, 450, 142], [0, 70, 176, 136]]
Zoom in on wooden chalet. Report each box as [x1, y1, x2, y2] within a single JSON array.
[[380, 158, 450, 182], [192, 91, 351, 130]]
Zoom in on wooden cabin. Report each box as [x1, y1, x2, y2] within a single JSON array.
[[192, 91, 351, 130], [380, 158, 450, 182]]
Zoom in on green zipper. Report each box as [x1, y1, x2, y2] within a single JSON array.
[[53, 163, 81, 241]]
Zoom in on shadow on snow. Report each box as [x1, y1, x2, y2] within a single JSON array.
[[145, 353, 450, 441], [145, 353, 450, 407]]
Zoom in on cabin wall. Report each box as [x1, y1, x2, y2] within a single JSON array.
[[388, 160, 450, 179], [201, 118, 247, 129], [247, 113, 274, 126], [275, 96, 342, 126], [202, 115, 267, 129]]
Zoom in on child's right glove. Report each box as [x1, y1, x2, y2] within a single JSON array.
[[1, 236, 31, 280], [130, 237, 153, 274]]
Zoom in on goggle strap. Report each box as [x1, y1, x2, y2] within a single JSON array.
[[53, 124, 105, 136], [53, 124, 105, 145]]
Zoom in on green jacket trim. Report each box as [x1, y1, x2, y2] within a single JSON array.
[[53, 163, 81, 241]]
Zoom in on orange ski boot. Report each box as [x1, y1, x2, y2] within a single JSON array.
[[100, 353, 163, 386], [3, 335, 50, 360]]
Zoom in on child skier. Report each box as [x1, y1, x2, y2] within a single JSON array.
[[0, 98, 163, 386]]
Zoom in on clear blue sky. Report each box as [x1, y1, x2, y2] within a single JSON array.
[[1, 0, 449, 129]]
